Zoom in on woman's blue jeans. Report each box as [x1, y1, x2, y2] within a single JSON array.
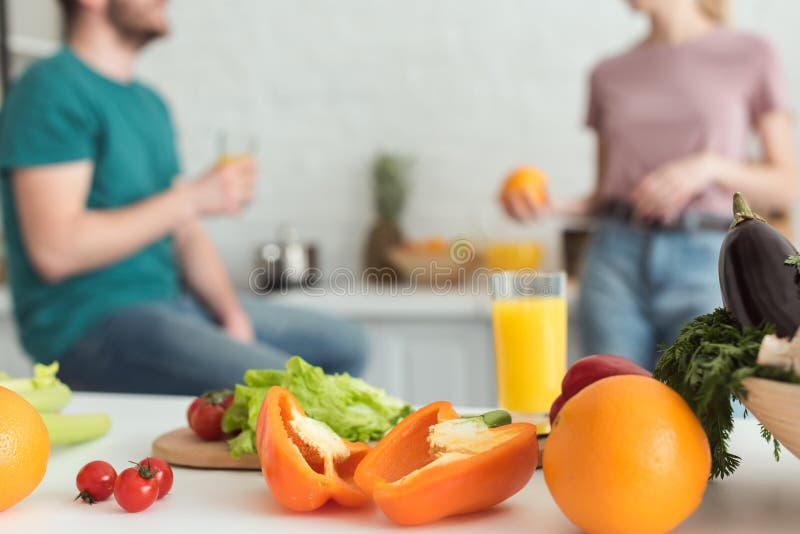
[[578, 220, 726, 370], [58, 294, 368, 395]]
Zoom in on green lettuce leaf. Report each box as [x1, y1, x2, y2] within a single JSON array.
[[226, 429, 256, 458], [223, 356, 411, 458]]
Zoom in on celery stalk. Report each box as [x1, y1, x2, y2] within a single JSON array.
[[3, 382, 72, 412], [2, 362, 112, 446], [0, 362, 73, 412], [40, 413, 112, 445], [0, 368, 72, 412]]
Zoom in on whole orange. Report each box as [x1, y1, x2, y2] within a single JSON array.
[[501, 166, 548, 205], [0, 386, 50, 512], [543, 375, 710, 534]]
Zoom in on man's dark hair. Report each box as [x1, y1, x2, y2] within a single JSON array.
[[57, 0, 79, 34]]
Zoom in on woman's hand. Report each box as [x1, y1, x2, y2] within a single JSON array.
[[630, 153, 720, 223], [500, 187, 552, 222], [221, 308, 256, 344]]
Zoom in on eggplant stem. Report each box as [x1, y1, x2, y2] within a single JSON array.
[[732, 192, 765, 226]]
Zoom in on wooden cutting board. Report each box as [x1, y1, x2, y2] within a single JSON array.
[[153, 414, 550, 471], [153, 427, 547, 476], [152, 428, 261, 470]]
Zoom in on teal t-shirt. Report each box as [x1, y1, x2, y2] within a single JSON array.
[[0, 49, 181, 363]]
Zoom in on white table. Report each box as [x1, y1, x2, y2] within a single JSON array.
[[6, 392, 800, 533]]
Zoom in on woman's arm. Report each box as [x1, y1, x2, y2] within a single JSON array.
[[13, 157, 255, 283], [631, 112, 798, 221], [500, 135, 605, 221], [714, 112, 798, 212], [554, 134, 605, 218]]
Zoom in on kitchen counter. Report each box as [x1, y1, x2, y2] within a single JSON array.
[[7, 392, 800, 533], [271, 282, 580, 320]]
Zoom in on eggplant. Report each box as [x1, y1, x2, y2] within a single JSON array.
[[719, 192, 800, 337]]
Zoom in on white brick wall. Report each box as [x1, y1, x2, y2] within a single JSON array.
[[135, 0, 800, 285], [9, 0, 800, 283]]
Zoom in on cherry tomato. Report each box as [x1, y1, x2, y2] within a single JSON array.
[[186, 397, 206, 426], [114, 462, 160, 513], [75, 460, 117, 504], [139, 457, 174, 499], [188, 390, 234, 441]]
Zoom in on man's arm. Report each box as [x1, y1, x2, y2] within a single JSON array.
[[174, 219, 255, 343], [13, 157, 255, 282]]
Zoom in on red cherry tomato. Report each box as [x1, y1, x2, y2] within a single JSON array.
[[139, 457, 174, 499], [188, 390, 234, 441], [114, 462, 160, 513], [75, 460, 117, 504], [186, 397, 206, 426]]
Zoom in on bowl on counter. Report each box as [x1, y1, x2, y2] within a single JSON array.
[[387, 240, 482, 285], [740, 377, 800, 460]]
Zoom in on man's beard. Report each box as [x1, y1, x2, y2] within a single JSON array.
[[108, 1, 168, 49]]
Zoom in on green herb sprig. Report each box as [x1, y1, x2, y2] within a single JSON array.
[[654, 308, 800, 479], [784, 254, 800, 274]]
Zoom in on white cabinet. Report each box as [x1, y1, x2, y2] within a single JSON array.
[[363, 318, 497, 407], [274, 288, 582, 407]]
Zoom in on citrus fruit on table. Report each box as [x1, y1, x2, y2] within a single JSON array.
[[543, 375, 710, 534], [0, 386, 50, 512], [501, 166, 548, 205]]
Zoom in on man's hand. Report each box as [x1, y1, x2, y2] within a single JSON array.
[[630, 153, 719, 223], [221, 308, 256, 344], [190, 157, 256, 215]]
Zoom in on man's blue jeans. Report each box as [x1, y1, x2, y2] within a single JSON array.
[[578, 220, 726, 370], [58, 294, 368, 395]]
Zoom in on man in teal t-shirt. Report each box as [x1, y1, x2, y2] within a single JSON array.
[[0, 48, 182, 361], [0, 0, 365, 393]]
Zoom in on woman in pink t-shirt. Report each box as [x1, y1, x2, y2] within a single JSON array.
[[502, 0, 798, 369]]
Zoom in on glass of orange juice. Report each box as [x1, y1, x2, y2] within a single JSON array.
[[217, 131, 257, 165], [491, 271, 567, 415], [485, 241, 543, 271]]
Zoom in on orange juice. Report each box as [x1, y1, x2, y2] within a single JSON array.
[[492, 296, 567, 413], [217, 153, 249, 166], [485, 242, 542, 271]]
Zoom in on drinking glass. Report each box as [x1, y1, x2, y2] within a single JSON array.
[[485, 241, 543, 271], [491, 271, 567, 415], [217, 131, 257, 165]]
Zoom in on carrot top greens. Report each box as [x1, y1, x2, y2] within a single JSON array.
[[654, 308, 800, 479]]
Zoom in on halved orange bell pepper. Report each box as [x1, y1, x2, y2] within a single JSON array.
[[255, 385, 371, 511], [354, 401, 538, 525]]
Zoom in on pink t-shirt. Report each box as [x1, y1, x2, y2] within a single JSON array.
[[587, 28, 786, 216]]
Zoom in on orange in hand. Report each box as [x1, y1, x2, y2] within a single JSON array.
[[543, 375, 710, 534], [501, 166, 549, 206], [0, 387, 50, 512]]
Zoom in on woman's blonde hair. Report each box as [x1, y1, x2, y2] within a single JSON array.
[[697, 0, 730, 24]]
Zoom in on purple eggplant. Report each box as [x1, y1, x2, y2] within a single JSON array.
[[718, 192, 800, 337]]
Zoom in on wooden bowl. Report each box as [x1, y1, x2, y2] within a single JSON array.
[[740, 377, 800, 460], [387, 246, 481, 284]]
